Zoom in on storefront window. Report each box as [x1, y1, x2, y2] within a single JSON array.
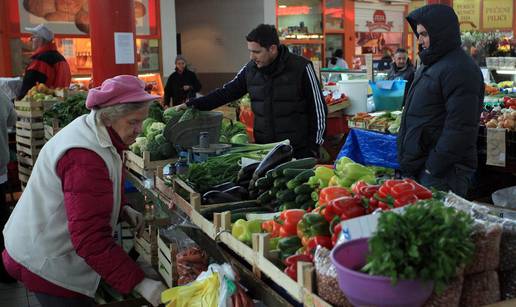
[[287, 44, 322, 62], [324, 0, 344, 30], [136, 39, 160, 72], [277, 0, 323, 40]]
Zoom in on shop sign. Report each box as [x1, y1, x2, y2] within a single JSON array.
[[366, 10, 393, 31], [453, 0, 481, 31], [483, 0, 513, 30], [356, 7, 403, 33]]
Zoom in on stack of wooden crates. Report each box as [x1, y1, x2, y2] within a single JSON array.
[[14, 99, 56, 189]]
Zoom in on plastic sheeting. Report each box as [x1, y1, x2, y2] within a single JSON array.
[[337, 128, 400, 169]]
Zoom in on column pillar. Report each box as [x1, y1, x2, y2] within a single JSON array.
[[88, 0, 137, 86]]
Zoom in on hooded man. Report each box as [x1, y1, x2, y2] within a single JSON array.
[[397, 5, 484, 197], [18, 24, 71, 100]]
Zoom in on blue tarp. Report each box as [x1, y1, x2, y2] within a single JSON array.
[[337, 128, 400, 169]]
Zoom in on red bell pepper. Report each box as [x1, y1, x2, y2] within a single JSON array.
[[306, 235, 333, 253], [359, 185, 380, 198], [278, 209, 305, 237], [389, 182, 416, 199], [284, 253, 313, 266], [403, 178, 432, 199], [394, 193, 418, 208], [329, 196, 365, 220], [352, 180, 369, 195], [331, 223, 343, 246], [318, 187, 351, 207], [284, 265, 297, 281], [262, 220, 281, 237]]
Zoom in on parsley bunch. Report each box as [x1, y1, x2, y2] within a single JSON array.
[[363, 199, 474, 294]]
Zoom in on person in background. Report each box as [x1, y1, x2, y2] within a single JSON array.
[[3, 75, 166, 306], [328, 49, 348, 69], [352, 57, 362, 70], [18, 24, 71, 100], [163, 55, 202, 107], [0, 92, 16, 284], [175, 24, 327, 158], [398, 5, 484, 198], [386, 48, 415, 99]]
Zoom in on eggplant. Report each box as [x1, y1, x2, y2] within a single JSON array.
[[222, 185, 249, 200], [252, 144, 293, 180], [236, 162, 260, 182], [236, 179, 251, 189], [211, 182, 237, 192], [201, 190, 241, 205]]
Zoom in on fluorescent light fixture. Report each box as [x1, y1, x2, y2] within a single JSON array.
[[279, 5, 287, 8], [496, 70, 516, 75]]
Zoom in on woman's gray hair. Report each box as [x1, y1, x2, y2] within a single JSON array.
[[175, 54, 187, 64], [95, 100, 153, 125]]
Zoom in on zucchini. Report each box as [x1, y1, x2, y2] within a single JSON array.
[[276, 190, 296, 202], [286, 179, 300, 190], [257, 190, 273, 204], [294, 183, 313, 195], [271, 158, 317, 178], [255, 176, 273, 189], [282, 168, 308, 179], [201, 200, 258, 217], [273, 177, 289, 188], [295, 193, 311, 204], [293, 169, 315, 184]]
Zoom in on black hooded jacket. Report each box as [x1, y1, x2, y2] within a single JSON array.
[[397, 5, 484, 177]]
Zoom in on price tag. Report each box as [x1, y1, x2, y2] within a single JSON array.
[[486, 128, 506, 167]]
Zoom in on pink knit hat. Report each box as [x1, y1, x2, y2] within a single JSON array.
[[85, 75, 160, 109]]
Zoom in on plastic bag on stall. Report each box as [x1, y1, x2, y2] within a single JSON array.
[[161, 263, 236, 307], [459, 270, 500, 307], [336, 128, 400, 169], [464, 219, 502, 275], [423, 270, 464, 307], [500, 269, 516, 300], [491, 186, 516, 220], [314, 246, 353, 307]]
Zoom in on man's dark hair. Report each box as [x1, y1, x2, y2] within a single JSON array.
[[330, 49, 343, 65], [246, 24, 280, 49], [395, 48, 407, 54]]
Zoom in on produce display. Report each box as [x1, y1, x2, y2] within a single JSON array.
[[22, 83, 65, 102], [43, 91, 88, 126], [348, 111, 401, 134]]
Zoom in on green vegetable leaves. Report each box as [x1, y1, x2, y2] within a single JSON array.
[[363, 199, 474, 294], [43, 92, 89, 127]]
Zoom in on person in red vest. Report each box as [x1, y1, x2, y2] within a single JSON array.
[[17, 24, 71, 100]]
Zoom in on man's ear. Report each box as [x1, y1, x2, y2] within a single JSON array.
[[269, 44, 278, 54]]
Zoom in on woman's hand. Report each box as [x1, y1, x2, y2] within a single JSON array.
[[122, 206, 144, 237]]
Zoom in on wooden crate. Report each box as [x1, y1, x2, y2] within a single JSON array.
[[44, 119, 61, 141], [133, 225, 158, 266], [124, 150, 177, 177], [157, 231, 179, 288]]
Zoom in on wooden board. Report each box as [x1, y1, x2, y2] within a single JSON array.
[[124, 150, 177, 177]]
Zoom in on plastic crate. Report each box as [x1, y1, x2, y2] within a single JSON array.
[[370, 80, 406, 111]]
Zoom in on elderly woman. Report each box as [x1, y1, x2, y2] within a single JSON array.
[[2, 75, 166, 307]]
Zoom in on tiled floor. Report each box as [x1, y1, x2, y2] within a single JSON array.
[[0, 281, 40, 307]]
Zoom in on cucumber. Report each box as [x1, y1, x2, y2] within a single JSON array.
[[276, 190, 296, 202], [273, 177, 289, 188], [271, 158, 318, 178], [293, 169, 315, 184], [257, 190, 273, 204], [294, 183, 313, 195], [282, 168, 308, 179], [255, 176, 273, 189], [295, 193, 311, 204]]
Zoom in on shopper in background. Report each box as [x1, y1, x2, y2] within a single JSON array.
[[163, 55, 202, 107], [328, 49, 349, 69], [3, 75, 166, 306], [0, 92, 16, 284], [17, 24, 71, 100], [398, 5, 484, 198], [386, 48, 415, 100], [175, 24, 327, 158]]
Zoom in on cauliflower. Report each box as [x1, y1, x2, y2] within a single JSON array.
[[129, 136, 148, 157]]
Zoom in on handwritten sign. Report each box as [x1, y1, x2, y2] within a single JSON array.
[[483, 0, 513, 29], [454, 0, 481, 31]]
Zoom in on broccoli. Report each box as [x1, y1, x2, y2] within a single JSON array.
[[129, 136, 148, 157], [147, 138, 162, 161], [163, 107, 184, 125], [142, 118, 157, 136], [154, 133, 166, 145], [147, 122, 166, 137]]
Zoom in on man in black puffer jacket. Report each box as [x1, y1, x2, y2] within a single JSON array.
[[398, 5, 484, 197], [175, 24, 327, 158]]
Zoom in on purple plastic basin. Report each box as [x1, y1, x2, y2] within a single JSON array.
[[330, 238, 433, 307]]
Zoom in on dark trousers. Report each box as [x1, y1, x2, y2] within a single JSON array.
[[417, 164, 475, 198], [35, 292, 96, 307]]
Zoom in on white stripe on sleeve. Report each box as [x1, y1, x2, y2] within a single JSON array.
[[305, 64, 326, 144]]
